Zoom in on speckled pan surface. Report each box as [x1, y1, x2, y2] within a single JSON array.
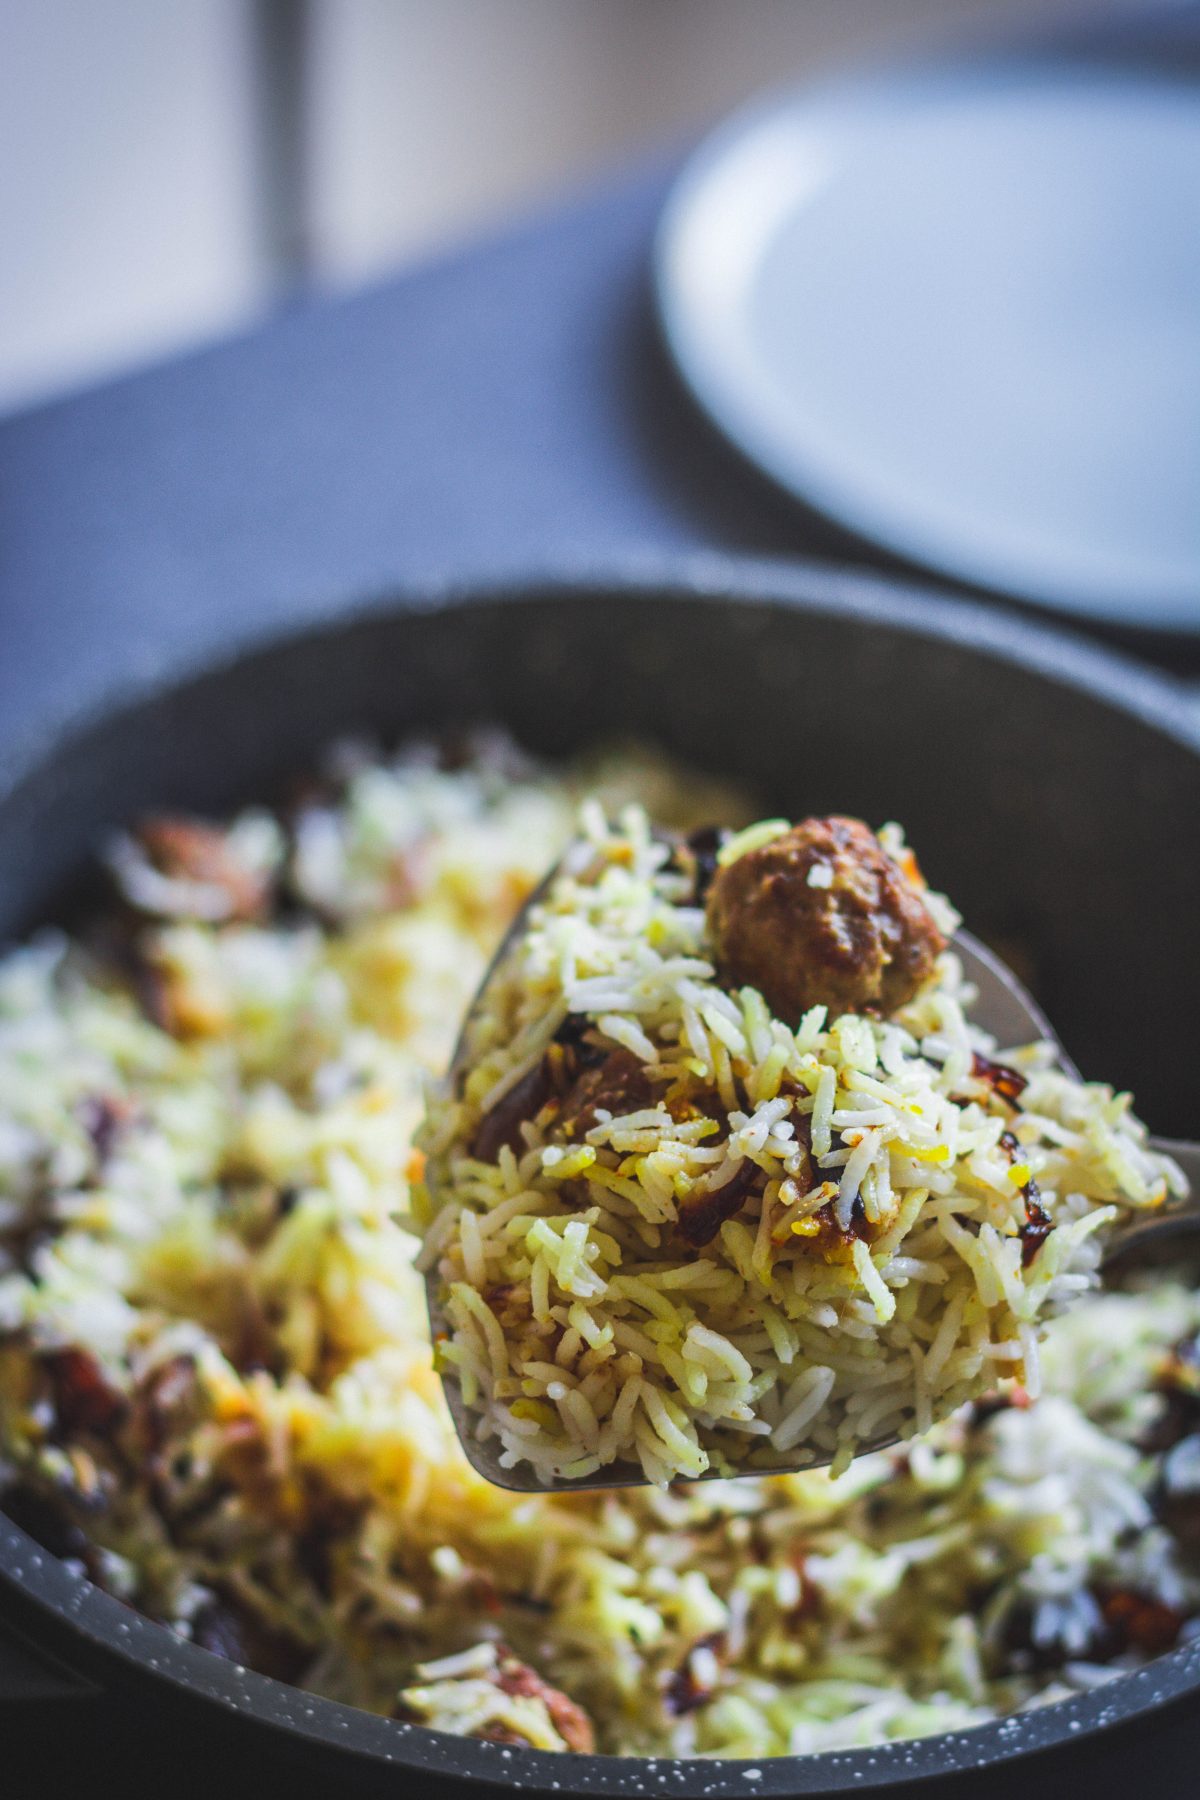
[[2, 561, 1199, 1796]]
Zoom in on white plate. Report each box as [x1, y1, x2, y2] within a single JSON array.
[[656, 51, 1200, 632]]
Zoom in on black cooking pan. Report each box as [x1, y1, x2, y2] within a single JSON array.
[[2, 563, 1199, 1798]]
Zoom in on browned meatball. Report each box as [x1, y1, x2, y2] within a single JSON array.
[[705, 816, 945, 1023]]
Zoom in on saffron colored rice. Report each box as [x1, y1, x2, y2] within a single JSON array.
[[419, 806, 1182, 1488], [1, 735, 1197, 1761]]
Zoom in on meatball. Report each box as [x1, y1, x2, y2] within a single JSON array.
[[705, 816, 945, 1023]]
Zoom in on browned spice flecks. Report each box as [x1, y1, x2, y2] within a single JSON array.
[[1098, 1587, 1185, 1658], [1018, 1181, 1054, 1268], [676, 1160, 761, 1247], [471, 1060, 554, 1162], [559, 1048, 654, 1141], [1001, 1129, 1054, 1267], [137, 816, 272, 922], [492, 1648, 596, 1753], [42, 1346, 127, 1438], [471, 1042, 657, 1163], [972, 1052, 1029, 1110], [663, 1633, 725, 1716]]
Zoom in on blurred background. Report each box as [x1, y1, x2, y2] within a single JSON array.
[[2, 0, 1078, 418]]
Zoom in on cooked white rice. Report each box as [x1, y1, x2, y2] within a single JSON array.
[[419, 805, 1182, 1487], [1, 733, 1197, 1761]]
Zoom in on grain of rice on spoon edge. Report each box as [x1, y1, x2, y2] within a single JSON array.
[[415, 809, 1183, 1487]]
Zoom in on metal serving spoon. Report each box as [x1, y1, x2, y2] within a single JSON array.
[[425, 871, 1200, 1493]]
